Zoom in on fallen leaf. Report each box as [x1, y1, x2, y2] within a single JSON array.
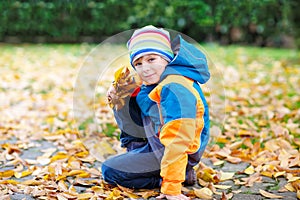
[[0, 170, 15, 178], [0, 180, 19, 185], [214, 184, 232, 190], [284, 183, 296, 192], [220, 172, 235, 181], [14, 169, 32, 178], [259, 189, 283, 198], [194, 187, 213, 199], [77, 193, 94, 199], [244, 165, 255, 175]]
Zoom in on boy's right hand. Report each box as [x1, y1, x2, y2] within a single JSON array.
[[107, 84, 117, 102]]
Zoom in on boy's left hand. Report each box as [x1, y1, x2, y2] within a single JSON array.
[[156, 193, 190, 200]]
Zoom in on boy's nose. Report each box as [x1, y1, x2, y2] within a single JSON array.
[[142, 64, 151, 71]]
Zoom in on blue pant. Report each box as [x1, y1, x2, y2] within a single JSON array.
[[102, 141, 162, 189]]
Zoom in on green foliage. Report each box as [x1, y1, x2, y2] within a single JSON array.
[[0, 0, 298, 46]]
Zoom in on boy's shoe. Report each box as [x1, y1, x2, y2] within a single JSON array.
[[184, 169, 197, 186]]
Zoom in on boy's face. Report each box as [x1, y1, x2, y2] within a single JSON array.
[[133, 54, 168, 85]]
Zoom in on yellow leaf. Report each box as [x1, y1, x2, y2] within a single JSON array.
[[297, 190, 300, 199], [214, 184, 232, 190], [260, 171, 273, 178], [89, 186, 104, 194], [77, 193, 94, 200], [220, 172, 235, 181], [288, 176, 300, 182], [14, 169, 32, 178], [67, 170, 90, 178], [22, 180, 42, 186], [114, 65, 127, 82], [238, 130, 253, 136], [108, 187, 122, 199], [244, 165, 255, 175], [0, 180, 19, 185], [77, 171, 90, 178], [67, 169, 85, 176], [75, 151, 89, 158], [274, 171, 286, 178], [194, 187, 213, 199], [284, 183, 296, 192], [123, 191, 140, 199], [0, 170, 15, 178], [69, 185, 78, 195], [213, 160, 225, 166], [50, 152, 69, 162], [259, 189, 283, 198], [60, 192, 77, 199], [56, 175, 67, 181], [199, 169, 215, 182]]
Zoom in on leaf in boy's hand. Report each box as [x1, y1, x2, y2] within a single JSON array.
[[109, 65, 140, 110]]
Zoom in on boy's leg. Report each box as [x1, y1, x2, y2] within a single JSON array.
[[102, 143, 161, 189]]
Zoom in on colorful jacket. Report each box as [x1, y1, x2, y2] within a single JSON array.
[[137, 35, 210, 195]]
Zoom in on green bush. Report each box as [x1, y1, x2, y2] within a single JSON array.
[[0, 0, 298, 47]]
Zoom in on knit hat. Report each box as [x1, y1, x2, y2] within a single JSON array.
[[127, 25, 174, 67]]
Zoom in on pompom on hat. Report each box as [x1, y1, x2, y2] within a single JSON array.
[[127, 25, 174, 67]]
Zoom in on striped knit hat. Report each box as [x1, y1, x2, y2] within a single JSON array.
[[127, 25, 174, 67]]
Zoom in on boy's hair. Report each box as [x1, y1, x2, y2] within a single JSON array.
[[127, 25, 174, 67]]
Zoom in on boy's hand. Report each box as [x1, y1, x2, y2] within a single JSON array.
[[107, 84, 117, 102], [156, 193, 190, 200], [107, 65, 140, 110]]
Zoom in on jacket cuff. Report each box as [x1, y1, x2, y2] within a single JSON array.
[[161, 180, 182, 195]]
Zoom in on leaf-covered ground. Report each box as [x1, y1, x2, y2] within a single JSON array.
[[0, 43, 299, 199]]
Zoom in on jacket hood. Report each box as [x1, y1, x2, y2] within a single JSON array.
[[160, 35, 210, 84]]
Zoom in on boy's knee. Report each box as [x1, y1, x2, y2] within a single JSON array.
[[101, 162, 117, 185]]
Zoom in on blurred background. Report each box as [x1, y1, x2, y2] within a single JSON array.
[[0, 0, 299, 48]]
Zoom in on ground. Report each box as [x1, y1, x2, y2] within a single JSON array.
[[0, 43, 299, 199]]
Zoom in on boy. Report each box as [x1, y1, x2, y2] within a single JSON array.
[[102, 25, 210, 199]]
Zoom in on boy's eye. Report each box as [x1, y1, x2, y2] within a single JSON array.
[[134, 62, 142, 67]]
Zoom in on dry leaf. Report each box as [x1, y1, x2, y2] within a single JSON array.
[[108, 65, 140, 110], [221, 191, 233, 200], [259, 189, 283, 198], [57, 194, 68, 200], [14, 169, 32, 178], [193, 187, 213, 199], [77, 193, 94, 199], [214, 184, 232, 190], [220, 172, 235, 181], [244, 165, 255, 175]]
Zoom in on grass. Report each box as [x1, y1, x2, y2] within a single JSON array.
[[201, 43, 299, 67], [1, 42, 298, 63]]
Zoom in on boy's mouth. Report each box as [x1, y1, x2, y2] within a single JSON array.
[[144, 74, 155, 78]]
